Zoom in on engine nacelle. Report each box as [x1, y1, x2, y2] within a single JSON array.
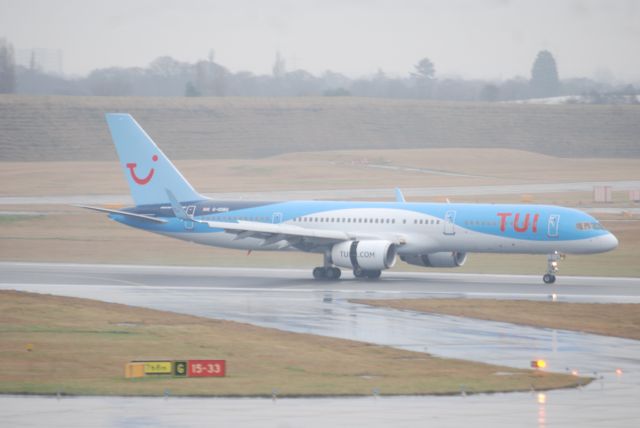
[[331, 240, 397, 271], [400, 252, 467, 268]]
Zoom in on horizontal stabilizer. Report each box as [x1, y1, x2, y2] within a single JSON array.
[[76, 205, 168, 224]]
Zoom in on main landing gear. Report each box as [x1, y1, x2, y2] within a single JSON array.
[[312, 251, 342, 281], [543, 251, 562, 284], [313, 266, 341, 280], [353, 268, 382, 280], [311, 251, 382, 281], [311, 266, 382, 280]]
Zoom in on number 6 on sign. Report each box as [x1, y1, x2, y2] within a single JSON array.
[[188, 360, 226, 377], [174, 361, 187, 377]]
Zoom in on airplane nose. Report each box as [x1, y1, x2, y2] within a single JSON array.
[[601, 233, 619, 252]]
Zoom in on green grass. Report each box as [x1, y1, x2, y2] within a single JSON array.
[[0, 290, 586, 397], [0, 215, 36, 224]]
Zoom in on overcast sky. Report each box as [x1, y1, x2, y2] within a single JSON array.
[[1, 0, 638, 81]]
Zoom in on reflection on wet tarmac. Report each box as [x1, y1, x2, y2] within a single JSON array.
[[1, 263, 639, 427]]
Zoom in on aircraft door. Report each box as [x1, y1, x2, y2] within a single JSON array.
[[547, 214, 560, 238], [443, 210, 456, 235], [184, 205, 196, 230], [272, 212, 283, 224]]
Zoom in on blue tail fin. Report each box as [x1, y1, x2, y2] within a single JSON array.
[[105, 113, 205, 206]]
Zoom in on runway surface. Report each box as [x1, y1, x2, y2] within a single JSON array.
[[2, 179, 640, 205], [1, 262, 640, 427]]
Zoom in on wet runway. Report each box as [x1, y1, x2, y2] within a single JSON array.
[[1, 262, 639, 427]]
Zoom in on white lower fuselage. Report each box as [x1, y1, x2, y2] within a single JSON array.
[[145, 206, 617, 256]]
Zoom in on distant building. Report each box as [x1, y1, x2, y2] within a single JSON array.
[[16, 48, 64, 75], [593, 186, 613, 203]]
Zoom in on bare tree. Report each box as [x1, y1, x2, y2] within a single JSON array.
[[412, 57, 436, 98], [195, 60, 229, 96], [412, 57, 435, 81], [87, 67, 133, 96], [149, 56, 184, 77]]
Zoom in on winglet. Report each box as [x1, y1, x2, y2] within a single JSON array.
[[165, 189, 192, 220], [395, 188, 406, 203]]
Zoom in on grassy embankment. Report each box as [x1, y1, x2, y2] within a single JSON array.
[[2, 95, 640, 162], [353, 299, 640, 341], [3, 148, 640, 196], [0, 290, 586, 396]]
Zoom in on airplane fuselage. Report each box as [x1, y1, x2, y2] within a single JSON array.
[[112, 199, 617, 255]]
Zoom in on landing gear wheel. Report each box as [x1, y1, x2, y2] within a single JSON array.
[[313, 267, 341, 281], [326, 267, 341, 280], [354, 269, 382, 280], [313, 267, 326, 280], [365, 270, 382, 280], [543, 252, 561, 284]]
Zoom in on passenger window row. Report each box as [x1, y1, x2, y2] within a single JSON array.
[[464, 220, 498, 227], [292, 217, 441, 225], [200, 214, 443, 226]]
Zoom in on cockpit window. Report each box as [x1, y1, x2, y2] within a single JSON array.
[[576, 222, 604, 230]]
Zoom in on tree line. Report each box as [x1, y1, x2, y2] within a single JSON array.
[[0, 38, 637, 103]]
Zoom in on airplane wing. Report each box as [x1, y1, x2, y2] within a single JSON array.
[[195, 218, 352, 247]]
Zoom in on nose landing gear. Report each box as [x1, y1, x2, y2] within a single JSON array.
[[543, 252, 563, 284]]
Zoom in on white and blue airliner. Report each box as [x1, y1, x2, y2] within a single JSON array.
[[81, 114, 618, 283]]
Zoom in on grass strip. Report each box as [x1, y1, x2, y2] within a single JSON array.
[[352, 299, 640, 340], [0, 290, 585, 397]]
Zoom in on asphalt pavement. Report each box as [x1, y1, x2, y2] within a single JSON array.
[[1, 262, 639, 427]]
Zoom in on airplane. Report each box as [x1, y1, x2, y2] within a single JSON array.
[[80, 113, 619, 284]]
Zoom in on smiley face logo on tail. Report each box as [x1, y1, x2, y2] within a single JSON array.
[[126, 155, 158, 185]]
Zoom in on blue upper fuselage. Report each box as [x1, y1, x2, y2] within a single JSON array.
[[110, 199, 613, 246]]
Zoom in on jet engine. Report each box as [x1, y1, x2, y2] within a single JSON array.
[[400, 251, 467, 268], [331, 240, 397, 271]]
